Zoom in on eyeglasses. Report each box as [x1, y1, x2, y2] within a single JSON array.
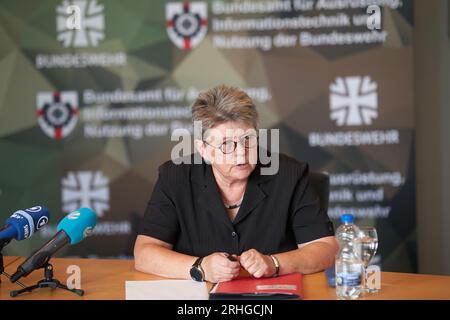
[[203, 134, 258, 154]]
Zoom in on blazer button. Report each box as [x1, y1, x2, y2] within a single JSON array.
[[231, 231, 237, 238]]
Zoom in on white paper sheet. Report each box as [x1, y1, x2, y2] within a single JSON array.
[[125, 280, 209, 300]]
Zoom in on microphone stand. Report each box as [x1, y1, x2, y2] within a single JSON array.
[[10, 259, 84, 297], [0, 239, 26, 288], [0, 239, 10, 284]]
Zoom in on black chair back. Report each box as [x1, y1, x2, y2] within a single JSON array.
[[309, 171, 330, 213]]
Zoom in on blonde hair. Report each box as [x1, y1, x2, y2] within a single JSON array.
[[191, 85, 258, 136]]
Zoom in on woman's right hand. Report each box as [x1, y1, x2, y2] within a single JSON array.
[[202, 252, 241, 283]]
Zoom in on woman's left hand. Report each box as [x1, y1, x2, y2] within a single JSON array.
[[239, 249, 276, 278]]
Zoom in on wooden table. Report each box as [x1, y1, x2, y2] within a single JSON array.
[[1, 256, 449, 300]]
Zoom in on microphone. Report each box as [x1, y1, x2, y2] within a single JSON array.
[[0, 206, 50, 244], [10, 208, 97, 283]]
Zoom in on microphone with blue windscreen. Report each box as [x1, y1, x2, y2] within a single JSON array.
[[10, 207, 97, 283], [0, 206, 50, 244]]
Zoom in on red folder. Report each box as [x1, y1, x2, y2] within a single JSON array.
[[209, 273, 303, 300]]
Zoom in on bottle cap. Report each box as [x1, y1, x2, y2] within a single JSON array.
[[340, 214, 354, 224]]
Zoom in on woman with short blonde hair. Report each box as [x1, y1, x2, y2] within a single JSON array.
[[134, 85, 337, 283]]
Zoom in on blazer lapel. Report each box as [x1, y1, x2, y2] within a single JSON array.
[[191, 155, 274, 228], [193, 162, 235, 231], [232, 167, 268, 225]]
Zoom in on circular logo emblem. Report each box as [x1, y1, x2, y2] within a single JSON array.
[[37, 91, 79, 140], [166, 2, 208, 50], [173, 12, 201, 38], [36, 216, 49, 230], [83, 226, 93, 238]]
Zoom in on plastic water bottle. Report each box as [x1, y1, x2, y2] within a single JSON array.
[[335, 214, 363, 299]]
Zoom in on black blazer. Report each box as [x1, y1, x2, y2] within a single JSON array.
[[139, 153, 334, 257]]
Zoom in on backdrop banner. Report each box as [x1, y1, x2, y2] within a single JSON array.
[[0, 0, 415, 272]]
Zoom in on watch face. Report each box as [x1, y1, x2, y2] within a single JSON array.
[[190, 267, 203, 282]]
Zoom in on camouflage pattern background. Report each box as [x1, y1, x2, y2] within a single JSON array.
[[0, 0, 415, 272]]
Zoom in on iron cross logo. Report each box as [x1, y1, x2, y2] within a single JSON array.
[[36, 91, 79, 139], [62, 171, 109, 218], [56, 0, 105, 48], [166, 1, 208, 50], [329, 76, 378, 126]]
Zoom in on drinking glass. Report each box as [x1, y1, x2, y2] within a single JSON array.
[[353, 227, 378, 293]]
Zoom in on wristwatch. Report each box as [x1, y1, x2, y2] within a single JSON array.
[[190, 257, 205, 282]]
